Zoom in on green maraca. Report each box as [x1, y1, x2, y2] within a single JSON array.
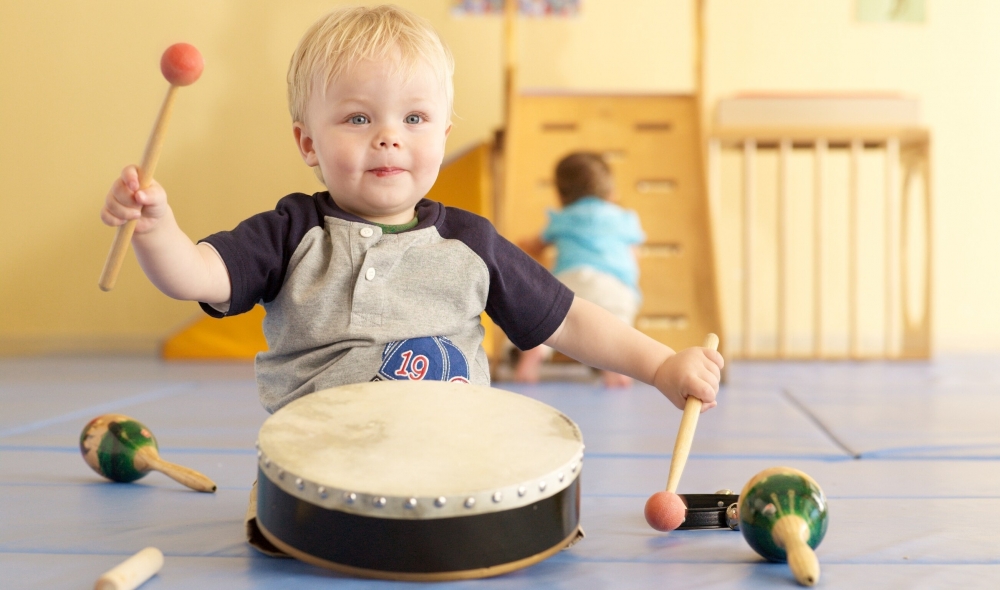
[[738, 466, 828, 586], [80, 414, 216, 492]]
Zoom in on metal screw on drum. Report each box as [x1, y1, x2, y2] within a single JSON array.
[[405, 498, 418, 509], [492, 491, 503, 503], [518, 486, 527, 497], [343, 492, 357, 504], [318, 486, 328, 499], [374, 497, 387, 508], [464, 497, 476, 508], [539, 481, 547, 492], [435, 496, 447, 507], [295, 478, 304, 490]]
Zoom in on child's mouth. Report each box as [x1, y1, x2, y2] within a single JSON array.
[[369, 167, 404, 178]]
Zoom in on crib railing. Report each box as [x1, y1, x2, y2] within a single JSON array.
[[707, 127, 931, 359]]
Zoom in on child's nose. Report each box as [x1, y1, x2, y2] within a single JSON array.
[[373, 126, 401, 149]]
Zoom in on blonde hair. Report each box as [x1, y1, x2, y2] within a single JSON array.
[[287, 5, 455, 124], [555, 152, 615, 206]]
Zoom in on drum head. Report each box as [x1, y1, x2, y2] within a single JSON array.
[[259, 381, 583, 515]]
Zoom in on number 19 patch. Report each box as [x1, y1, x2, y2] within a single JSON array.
[[376, 336, 470, 383]]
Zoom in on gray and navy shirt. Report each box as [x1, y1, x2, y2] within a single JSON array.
[[200, 192, 574, 413]]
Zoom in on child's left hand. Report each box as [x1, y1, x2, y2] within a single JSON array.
[[652, 346, 724, 411]]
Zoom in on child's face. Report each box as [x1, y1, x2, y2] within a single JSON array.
[[294, 57, 452, 225]]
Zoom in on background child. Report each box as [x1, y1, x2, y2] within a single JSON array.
[[100, 4, 723, 552], [515, 152, 644, 387]]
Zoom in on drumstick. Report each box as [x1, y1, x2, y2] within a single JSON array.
[[98, 43, 204, 292], [94, 547, 163, 590], [644, 333, 719, 531]]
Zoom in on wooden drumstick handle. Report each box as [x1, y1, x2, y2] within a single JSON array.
[[134, 445, 217, 493], [664, 333, 719, 493], [772, 515, 821, 586], [94, 547, 164, 590], [98, 85, 179, 292]]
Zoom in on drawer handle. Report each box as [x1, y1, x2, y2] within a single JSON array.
[[635, 121, 673, 132], [541, 122, 577, 132]]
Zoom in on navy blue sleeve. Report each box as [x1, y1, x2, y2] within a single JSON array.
[[437, 206, 575, 350], [198, 193, 324, 317]]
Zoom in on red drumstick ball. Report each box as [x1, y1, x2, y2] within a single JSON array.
[[160, 43, 204, 87], [644, 490, 687, 532]]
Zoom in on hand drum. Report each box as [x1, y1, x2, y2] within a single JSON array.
[[80, 414, 216, 492], [738, 466, 828, 586]]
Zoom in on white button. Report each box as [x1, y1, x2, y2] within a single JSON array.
[[365, 268, 376, 280], [360, 227, 374, 238]]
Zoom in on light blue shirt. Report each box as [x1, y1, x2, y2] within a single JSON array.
[[543, 196, 645, 292]]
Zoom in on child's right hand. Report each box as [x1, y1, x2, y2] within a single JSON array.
[[100, 165, 170, 234], [652, 346, 724, 412]]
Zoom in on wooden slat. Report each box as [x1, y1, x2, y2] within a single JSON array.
[[742, 139, 756, 356], [884, 137, 900, 357], [777, 138, 791, 356], [813, 139, 827, 357], [849, 138, 862, 357]]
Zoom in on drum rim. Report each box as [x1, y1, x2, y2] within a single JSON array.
[[257, 445, 583, 519], [256, 381, 585, 520]]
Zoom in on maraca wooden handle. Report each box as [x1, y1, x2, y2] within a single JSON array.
[[98, 85, 179, 292], [772, 515, 820, 587], [664, 333, 719, 493], [135, 446, 217, 493]]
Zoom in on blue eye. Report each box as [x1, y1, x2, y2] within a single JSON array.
[[349, 115, 369, 125], [405, 114, 422, 124]]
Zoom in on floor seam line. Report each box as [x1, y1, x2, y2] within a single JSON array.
[[0, 382, 199, 439], [781, 387, 862, 459]]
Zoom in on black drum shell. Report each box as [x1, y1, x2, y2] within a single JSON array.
[[255, 466, 582, 578]]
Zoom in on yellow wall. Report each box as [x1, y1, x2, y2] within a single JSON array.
[[2, 0, 998, 354], [0, 0, 688, 354]]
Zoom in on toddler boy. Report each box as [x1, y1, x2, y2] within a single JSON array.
[[101, 5, 722, 415]]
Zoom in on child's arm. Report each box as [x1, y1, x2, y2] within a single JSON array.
[[100, 165, 231, 305], [545, 297, 723, 410]]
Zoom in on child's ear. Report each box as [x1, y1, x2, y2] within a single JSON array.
[[444, 122, 452, 138], [293, 122, 319, 167]]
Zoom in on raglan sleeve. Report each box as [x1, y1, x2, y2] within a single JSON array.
[[197, 193, 321, 318], [472, 217, 575, 351]]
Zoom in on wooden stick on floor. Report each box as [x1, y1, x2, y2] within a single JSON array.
[[94, 547, 163, 590]]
